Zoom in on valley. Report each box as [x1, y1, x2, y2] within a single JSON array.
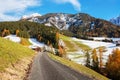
[[0, 12, 120, 80], [0, 0, 120, 79]]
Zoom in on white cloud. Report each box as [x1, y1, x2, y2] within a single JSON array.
[[0, 13, 19, 21], [0, 0, 41, 21], [54, 0, 81, 11]]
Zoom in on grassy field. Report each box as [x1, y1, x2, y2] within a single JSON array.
[[0, 37, 34, 71], [74, 41, 91, 51], [60, 34, 91, 52], [49, 53, 109, 80]]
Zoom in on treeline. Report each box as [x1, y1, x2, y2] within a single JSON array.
[[0, 21, 59, 48], [69, 19, 120, 38], [85, 48, 120, 80]]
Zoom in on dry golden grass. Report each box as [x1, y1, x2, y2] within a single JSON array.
[[0, 37, 35, 80]]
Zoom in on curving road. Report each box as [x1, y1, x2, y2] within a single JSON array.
[[28, 52, 93, 80]]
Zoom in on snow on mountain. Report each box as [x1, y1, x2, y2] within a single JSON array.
[[110, 15, 120, 26], [20, 13, 87, 30], [20, 13, 120, 38], [21, 13, 41, 20]]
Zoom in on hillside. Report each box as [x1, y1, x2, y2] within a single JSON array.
[[20, 13, 120, 38], [0, 21, 58, 48], [0, 37, 35, 80]]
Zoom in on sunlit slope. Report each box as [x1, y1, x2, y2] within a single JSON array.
[[59, 34, 91, 52], [0, 37, 34, 71]]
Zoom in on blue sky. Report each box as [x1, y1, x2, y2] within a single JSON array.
[[0, 0, 120, 21]]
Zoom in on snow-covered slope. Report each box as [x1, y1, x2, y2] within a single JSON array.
[[4, 35, 44, 48], [73, 38, 120, 55], [20, 13, 94, 30], [110, 15, 120, 26], [72, 38, 120, 63], [4, 35, 21, 43], [66, 37, 120, 65], [29, 38, 44, 48]]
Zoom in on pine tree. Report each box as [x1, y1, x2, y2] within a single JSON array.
[[37, 34, 42, 41], [16, 29, 19, 36], [56, 32, 59, 42], [20, 38, 29, 46], [55, 32, 59, 48], [92, 49, 99, 71], [58, 45, 64, 57], [47, 40, 50, 46], [106, 48, 120, 80], [99, 47, 103, 71], [2, 29, 10, 37], [85, 50, 91, 67]]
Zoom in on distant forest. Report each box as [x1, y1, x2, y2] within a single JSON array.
[[0, 21, 59, 48]]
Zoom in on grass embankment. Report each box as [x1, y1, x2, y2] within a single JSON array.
[[60, 34, 91, 52], [49, 53, 109, 80], [0, 37, 35, 80]]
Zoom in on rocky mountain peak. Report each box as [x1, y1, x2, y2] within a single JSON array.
[[110, 15, 120, 26], [20, 13, 120, 38], [20, 13, 95, 30]]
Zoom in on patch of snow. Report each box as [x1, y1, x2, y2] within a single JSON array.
[[55, 16, 59, 20], [21, 13, 41, 19], [111, 38, 120, 41], [67, 50, 86, 65], [110, 16, 120, 26], [45, 23, 52, 26], [90, 37, 120, 42], [4, 35, 21, 43], [72, 37, 120, 54], [91, 37, 106, 41], [65, 24, 70, 29], [72, 57, 86, 65], [67, 37, 120, 65], [60, 16, 66, 21], [59, 39, 65, 47], [30, 13, 41, 17], [90, 21, 94, 29], [29, 38, 44, 48]]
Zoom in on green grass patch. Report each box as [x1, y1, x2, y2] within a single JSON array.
[[60, 34, 77, 51], [60, 34, 91, 52], [74, 41, 91, 50], [0, 37, 34, 71], [49, 53, 109, 80], [63, 40, 78, 52], [72, 55, 84, 59], [60, 34, 72, 41]]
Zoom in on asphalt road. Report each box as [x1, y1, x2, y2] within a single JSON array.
[[28, 52, 93, 80]]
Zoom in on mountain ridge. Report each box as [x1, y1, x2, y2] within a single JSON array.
[[110, 15, 120, 26], [20, 13, 95, 30], [20, 13, 120, 38]]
